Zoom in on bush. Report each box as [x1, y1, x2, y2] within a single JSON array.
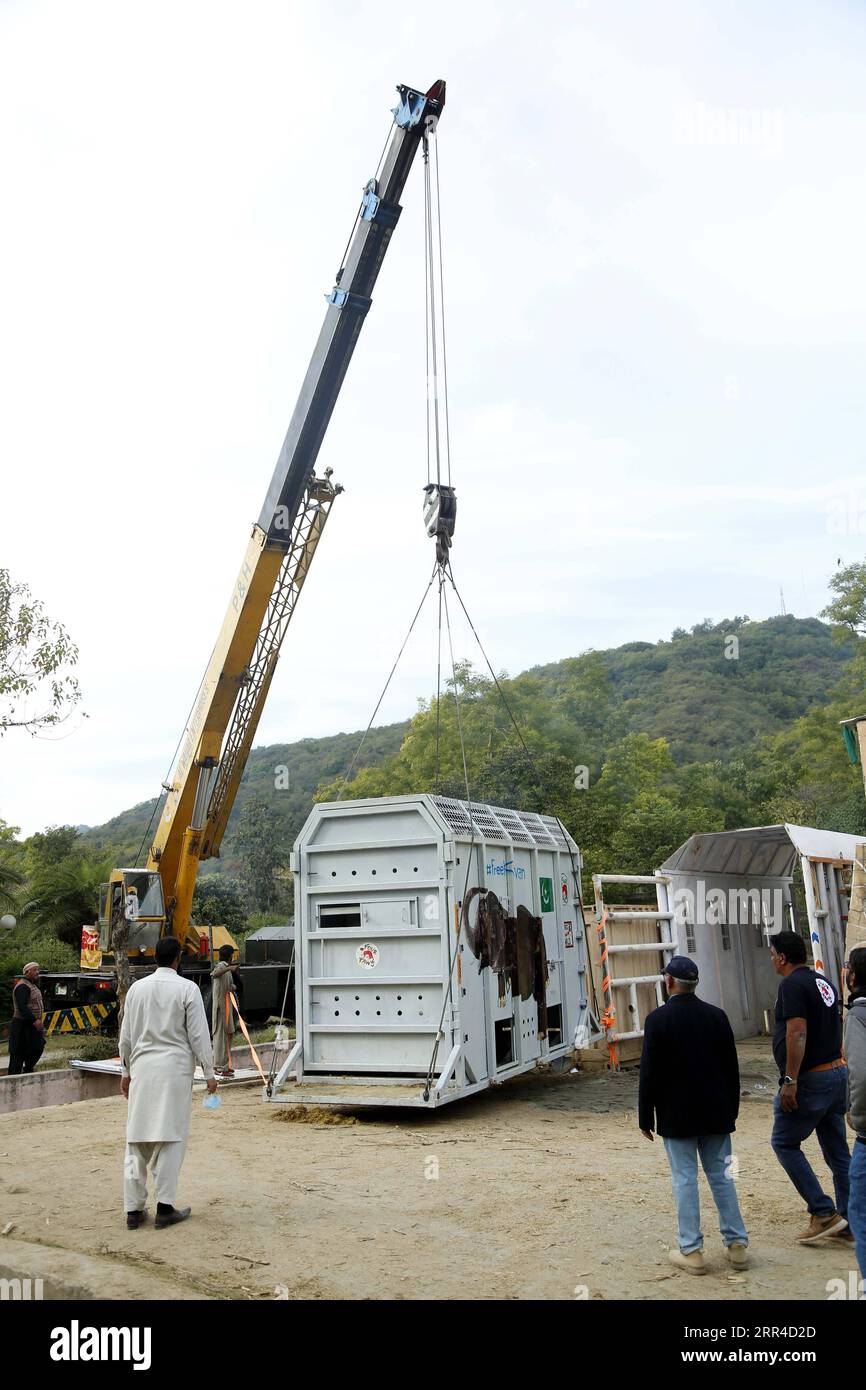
[[0, 927, 78, 1022], [192, 875, 248, 937], [18, 851, 109, 945], [71, 1035, 118, 1061]]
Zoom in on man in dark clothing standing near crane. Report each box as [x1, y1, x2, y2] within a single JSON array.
[[639, 956, 749, 1275], [9, 961, 45, 1075]]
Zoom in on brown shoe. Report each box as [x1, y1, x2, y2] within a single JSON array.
[[668, 1248, 706, 1275], [830, 1229, 856, 1245], [796, 1212, 847, 1243]]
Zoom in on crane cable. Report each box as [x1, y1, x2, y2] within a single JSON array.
[[423, 131, 444, 487], [443, 562, 601, 1027], [335, 120, 454, 799], [333, 562, 438, 801], [331, 122, 595, 1099], [433, 134, 453, 488], [335, 117, 395, 289], [420, 563, 602, 1096], [422, 581, 479, 1101]]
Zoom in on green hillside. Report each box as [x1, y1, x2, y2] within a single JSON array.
[[531, 615, 853, 764], [4, 611, 864, 966], [82, 721, 408, 873], [80, 615, 859, 881]]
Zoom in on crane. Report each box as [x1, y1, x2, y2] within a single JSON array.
[[39, 78, 447, 1029]]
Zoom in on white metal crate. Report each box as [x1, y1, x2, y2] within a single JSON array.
[[267, 794, 595, 1108]]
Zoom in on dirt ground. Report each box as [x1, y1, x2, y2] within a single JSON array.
[[0, 1040, 858, 1301]]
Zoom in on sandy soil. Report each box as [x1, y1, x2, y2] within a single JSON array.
[[0, 1040, 858, 1301]]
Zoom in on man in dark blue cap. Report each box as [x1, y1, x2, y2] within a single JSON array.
[[639, 955, 748, 1275]]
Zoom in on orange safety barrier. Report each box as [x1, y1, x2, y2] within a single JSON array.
[[596, 910, 619, 1070], [227, 991, 268, 1085]]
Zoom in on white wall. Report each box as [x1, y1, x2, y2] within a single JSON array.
[[666, 871, 787, 1039]]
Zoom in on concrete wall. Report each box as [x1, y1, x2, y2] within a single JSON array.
[[0, 1067, 119, 1114], [0, 1043, 278, 1115], [667, 870, 787, 1038]]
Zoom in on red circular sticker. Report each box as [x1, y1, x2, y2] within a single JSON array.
[[356, 942, 380, 970], [815, 977, 835, 1008]]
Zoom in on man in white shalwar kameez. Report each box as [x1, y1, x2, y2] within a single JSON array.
[[119, 935, 217, 1230]]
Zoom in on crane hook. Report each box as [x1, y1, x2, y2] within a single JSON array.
[[423, 483, 456, 566]]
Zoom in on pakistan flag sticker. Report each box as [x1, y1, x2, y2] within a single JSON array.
[[539, 876, 554, 913]]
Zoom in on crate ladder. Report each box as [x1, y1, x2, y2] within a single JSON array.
[[591, 872, 675, 1069]]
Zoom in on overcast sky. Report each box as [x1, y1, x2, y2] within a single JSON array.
[[2, 0, 866, 838]]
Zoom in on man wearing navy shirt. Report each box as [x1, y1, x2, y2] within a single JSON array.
[[769, 930, 851, 1243], [639, 955, 748, 1275]]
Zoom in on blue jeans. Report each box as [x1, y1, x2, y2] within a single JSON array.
[[662, 1134, 749, 1255], [770, 1067, 850, 1217], [848, 1141, 866, 1279]]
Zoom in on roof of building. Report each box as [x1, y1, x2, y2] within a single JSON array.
[[245, 922, 294, 941], [661, 823, 863, 880]]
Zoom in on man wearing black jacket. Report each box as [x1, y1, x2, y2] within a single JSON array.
[[639, 956, 748, 1275]]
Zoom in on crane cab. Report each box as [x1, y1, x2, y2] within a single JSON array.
[[98, 869, 166, 957]]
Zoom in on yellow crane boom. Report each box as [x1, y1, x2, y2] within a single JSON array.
[[138, 78, 447, 951]]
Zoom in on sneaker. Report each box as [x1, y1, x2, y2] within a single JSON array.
[[154, 1205, 191, 1231], [668, 1248, 706, 1275], [796, 1212, 848, 1243], [726, 1242, 749, 1268]]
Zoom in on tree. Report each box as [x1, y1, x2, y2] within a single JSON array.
[[235, 798, 287, 912], [0, 820, 24, 914], [822, 562, 866, 640], [19, 850, 111, 946], [25, 824, 81, 872], [192, 876, 248, 937], [472, 747, 576, 815], [318, 661, 553, 803], [0, 860, 23, 914], [0, 568, 84, 735]]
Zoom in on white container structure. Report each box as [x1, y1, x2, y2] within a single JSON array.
[[659, 822, 859, 1037], [266, 795, 595, 1109]]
